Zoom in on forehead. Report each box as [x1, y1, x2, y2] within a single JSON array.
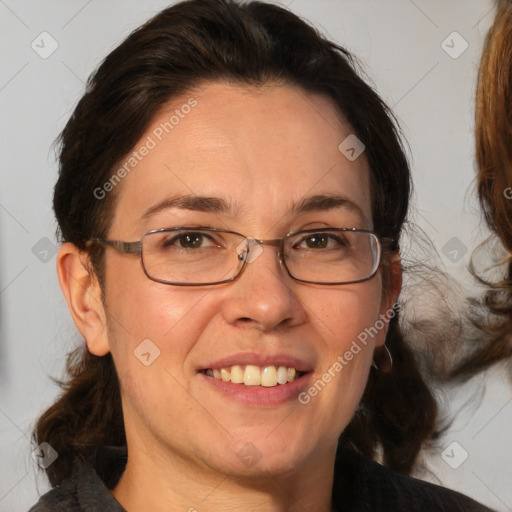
[[109, 81, 372, 236]]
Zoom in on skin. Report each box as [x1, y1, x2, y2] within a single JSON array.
[[57, 82, 401, 512]]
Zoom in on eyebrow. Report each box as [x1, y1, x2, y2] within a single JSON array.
[[140, 192, 367, 224], [290, 194, 367, 222], [141, 194, 238, 220]]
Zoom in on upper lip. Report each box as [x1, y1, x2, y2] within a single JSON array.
[[198, 352, 314, 373]]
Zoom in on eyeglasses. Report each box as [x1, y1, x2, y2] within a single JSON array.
[[90, 227, 393, 286]]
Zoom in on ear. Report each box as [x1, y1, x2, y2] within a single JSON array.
[[375, 252, 402, 348], [56, 242, 110, 356]]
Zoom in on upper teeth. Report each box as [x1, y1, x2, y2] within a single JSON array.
[[205, 365, 298, 387]]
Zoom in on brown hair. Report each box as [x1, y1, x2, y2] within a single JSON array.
[[451, 0, 512, 379], [33, 0, 437, 486]]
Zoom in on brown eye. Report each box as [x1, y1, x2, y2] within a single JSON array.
[[294, 233, 349, 250], [176, 233, 205, 248], [304, 233, 329, 249], [162, 231, 217, 250]]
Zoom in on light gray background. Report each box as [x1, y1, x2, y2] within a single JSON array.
[[1, 1, 511, 511]]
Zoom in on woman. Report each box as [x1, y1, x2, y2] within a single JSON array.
[[29, 1, 491, 510]]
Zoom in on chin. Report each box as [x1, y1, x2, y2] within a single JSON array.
[[200, 432, 322, 478]]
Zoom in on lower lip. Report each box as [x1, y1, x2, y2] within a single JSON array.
[[199, 372, 312, 407]]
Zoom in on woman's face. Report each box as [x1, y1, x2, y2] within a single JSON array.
[[95, 82, 399, 477]]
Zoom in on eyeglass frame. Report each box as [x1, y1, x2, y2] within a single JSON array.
[[88, 226, 395, 286]]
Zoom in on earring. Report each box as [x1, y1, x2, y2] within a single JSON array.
[[372, 345, 393, 373]]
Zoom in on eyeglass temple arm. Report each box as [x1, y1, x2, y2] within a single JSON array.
[[93, 238, 142, 255]]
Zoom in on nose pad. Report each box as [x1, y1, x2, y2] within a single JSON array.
[[235, 237, 264, 264]]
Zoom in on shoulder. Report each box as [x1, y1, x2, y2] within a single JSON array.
[[333, 449, 495, 512], [28, 447, 127, 512], [28, 474, 80, 511], [361, 457, 493, 511]]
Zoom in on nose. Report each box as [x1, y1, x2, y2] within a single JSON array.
[[220, 243, 307, 331]]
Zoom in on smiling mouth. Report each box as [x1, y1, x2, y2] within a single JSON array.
[[202, 365, 306, 388]]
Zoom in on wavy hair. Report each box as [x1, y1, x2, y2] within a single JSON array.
[[451, 0, 512, 379]]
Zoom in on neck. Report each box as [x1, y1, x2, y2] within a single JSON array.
[[112, 434, 337, 512]]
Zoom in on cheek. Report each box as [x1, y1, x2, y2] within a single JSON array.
[[103, 266, 218, 373], [294, 281, 383, 429], [303, 278, 384, 351], [104, 281, 221, 432]]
